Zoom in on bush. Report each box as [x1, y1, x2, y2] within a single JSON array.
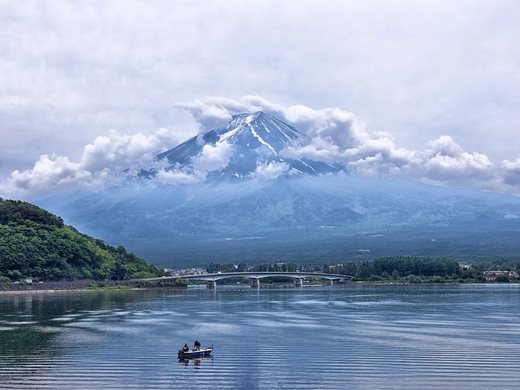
[[407, 275, 422, 284], [431, 276, 445, 283], [495, 274, 510, 283]]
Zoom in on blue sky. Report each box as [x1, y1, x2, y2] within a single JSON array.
[[1, 0, 519, 198]]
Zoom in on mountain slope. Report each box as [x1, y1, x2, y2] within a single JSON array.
[[38, 175, 520, 266], [34, 112, 520, 267], [0, 198, 161, 281]]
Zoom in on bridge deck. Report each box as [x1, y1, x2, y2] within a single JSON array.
[[136, 271, 352, 283]]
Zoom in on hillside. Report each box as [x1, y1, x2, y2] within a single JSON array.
[[0, 198, 162, 281]]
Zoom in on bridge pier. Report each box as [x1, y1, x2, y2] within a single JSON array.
[[293, 278, 303, 287], [250, 278, 260, 288], [207, 280, 217, 289]]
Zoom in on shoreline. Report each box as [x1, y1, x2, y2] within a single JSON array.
[[1, 280, 514, 295], [0, 285, 187, 295], [0, 287, 188, 296]]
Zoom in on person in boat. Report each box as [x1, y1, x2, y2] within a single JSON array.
[[193, 340, 201, 351], [182, 344, 189, 352]]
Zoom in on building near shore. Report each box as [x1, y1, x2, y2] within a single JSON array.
[[483, 271, 519, 282]]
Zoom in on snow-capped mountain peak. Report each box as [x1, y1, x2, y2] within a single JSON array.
[[156, 111, 343, 179], [190, 111, 307, 156]]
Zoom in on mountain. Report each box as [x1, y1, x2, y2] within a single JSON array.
[[36, 112, 520, 267], [153, 111, 344, 179], [0, 198, 162, 281], [38, 175, 520, 267]]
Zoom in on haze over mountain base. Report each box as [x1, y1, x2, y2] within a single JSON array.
[[38, 174, 520, 268]]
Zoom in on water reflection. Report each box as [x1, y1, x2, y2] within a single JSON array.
[[179, 356, 214, 369]]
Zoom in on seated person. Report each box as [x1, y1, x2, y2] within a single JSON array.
[[193, 340, 201, 351], [182, 344, 189, 352]]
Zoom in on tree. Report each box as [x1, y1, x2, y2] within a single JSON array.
[[495, 274, 510, 283], [0, 199, 162, 281]]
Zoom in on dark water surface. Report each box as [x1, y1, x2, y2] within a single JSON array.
[[1, 285, 520, 389]]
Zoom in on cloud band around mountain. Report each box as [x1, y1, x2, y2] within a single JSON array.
[[1, 95, 520, 199]]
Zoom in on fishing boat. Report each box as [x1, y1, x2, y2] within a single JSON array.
[[178, 345, 213, 359]]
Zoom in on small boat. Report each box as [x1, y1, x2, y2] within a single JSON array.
[[178, 346, 213, 359]]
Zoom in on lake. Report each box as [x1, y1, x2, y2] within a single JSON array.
[[1, 284, 520, 389]]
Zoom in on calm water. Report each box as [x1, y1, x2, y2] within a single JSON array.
[[1, 285, 520, 389]]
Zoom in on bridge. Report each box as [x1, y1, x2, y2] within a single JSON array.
[[139, 272, 352, 289]]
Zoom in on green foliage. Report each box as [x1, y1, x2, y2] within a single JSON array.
[[495, 274, 510, 283], [252, 263, 300, 272], [332, 257, 461, 280], [206, 257, 518, 284], [0, 198, 162, 281], [0, 198, 64, 227]]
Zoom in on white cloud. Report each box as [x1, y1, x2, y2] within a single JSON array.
[[0, 127, 183, 199], [192, 142, 233, 172], [3, 95, 520, 198], [154, 168, 204, 185], [424, 135, 465, 158], [81, 128, 180, 172], [2, 0, 520, 179], [176, 96, 520, 195], [175, 99, 233, 133], [253, 161, 290, 180], [0, 123, 236, 198], [0, 155, 103, 197], [417, 136, 494, 183], [178, 96, 418, 177], [501, 157, 520, 186]]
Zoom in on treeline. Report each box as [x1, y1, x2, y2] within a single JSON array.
[[0, 199, 64, 227], [328, 257, 463, 280], [206, 257, 487, 282], [0, 198, 162, 282], [474, 258, 520, 272], [206, 262, 300, 273]]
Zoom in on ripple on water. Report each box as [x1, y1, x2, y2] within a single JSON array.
[[1, 286, 520, 389]]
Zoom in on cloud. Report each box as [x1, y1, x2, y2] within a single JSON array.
[[2, 1, 520, 180], [0, 128, 183, 199], [151, 138, 234, 185], [176, 96, 520, 195], [177, 96, 417, 177], [154, 167, 204, 185], [192, 142, 233, 172], [81, 128, 180, 173], [501, 157, 520, 186], [1, 155, 102, 196], [3, 95, 520, 198], [175, 96, 363, 146], [417, 136, 494, 183], [175, 99, 233, 133], [0, 123, 236, 197], [253, 161, 290, 180]]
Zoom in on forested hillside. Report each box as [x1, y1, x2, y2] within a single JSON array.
[[0, 198, 162, 281]]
